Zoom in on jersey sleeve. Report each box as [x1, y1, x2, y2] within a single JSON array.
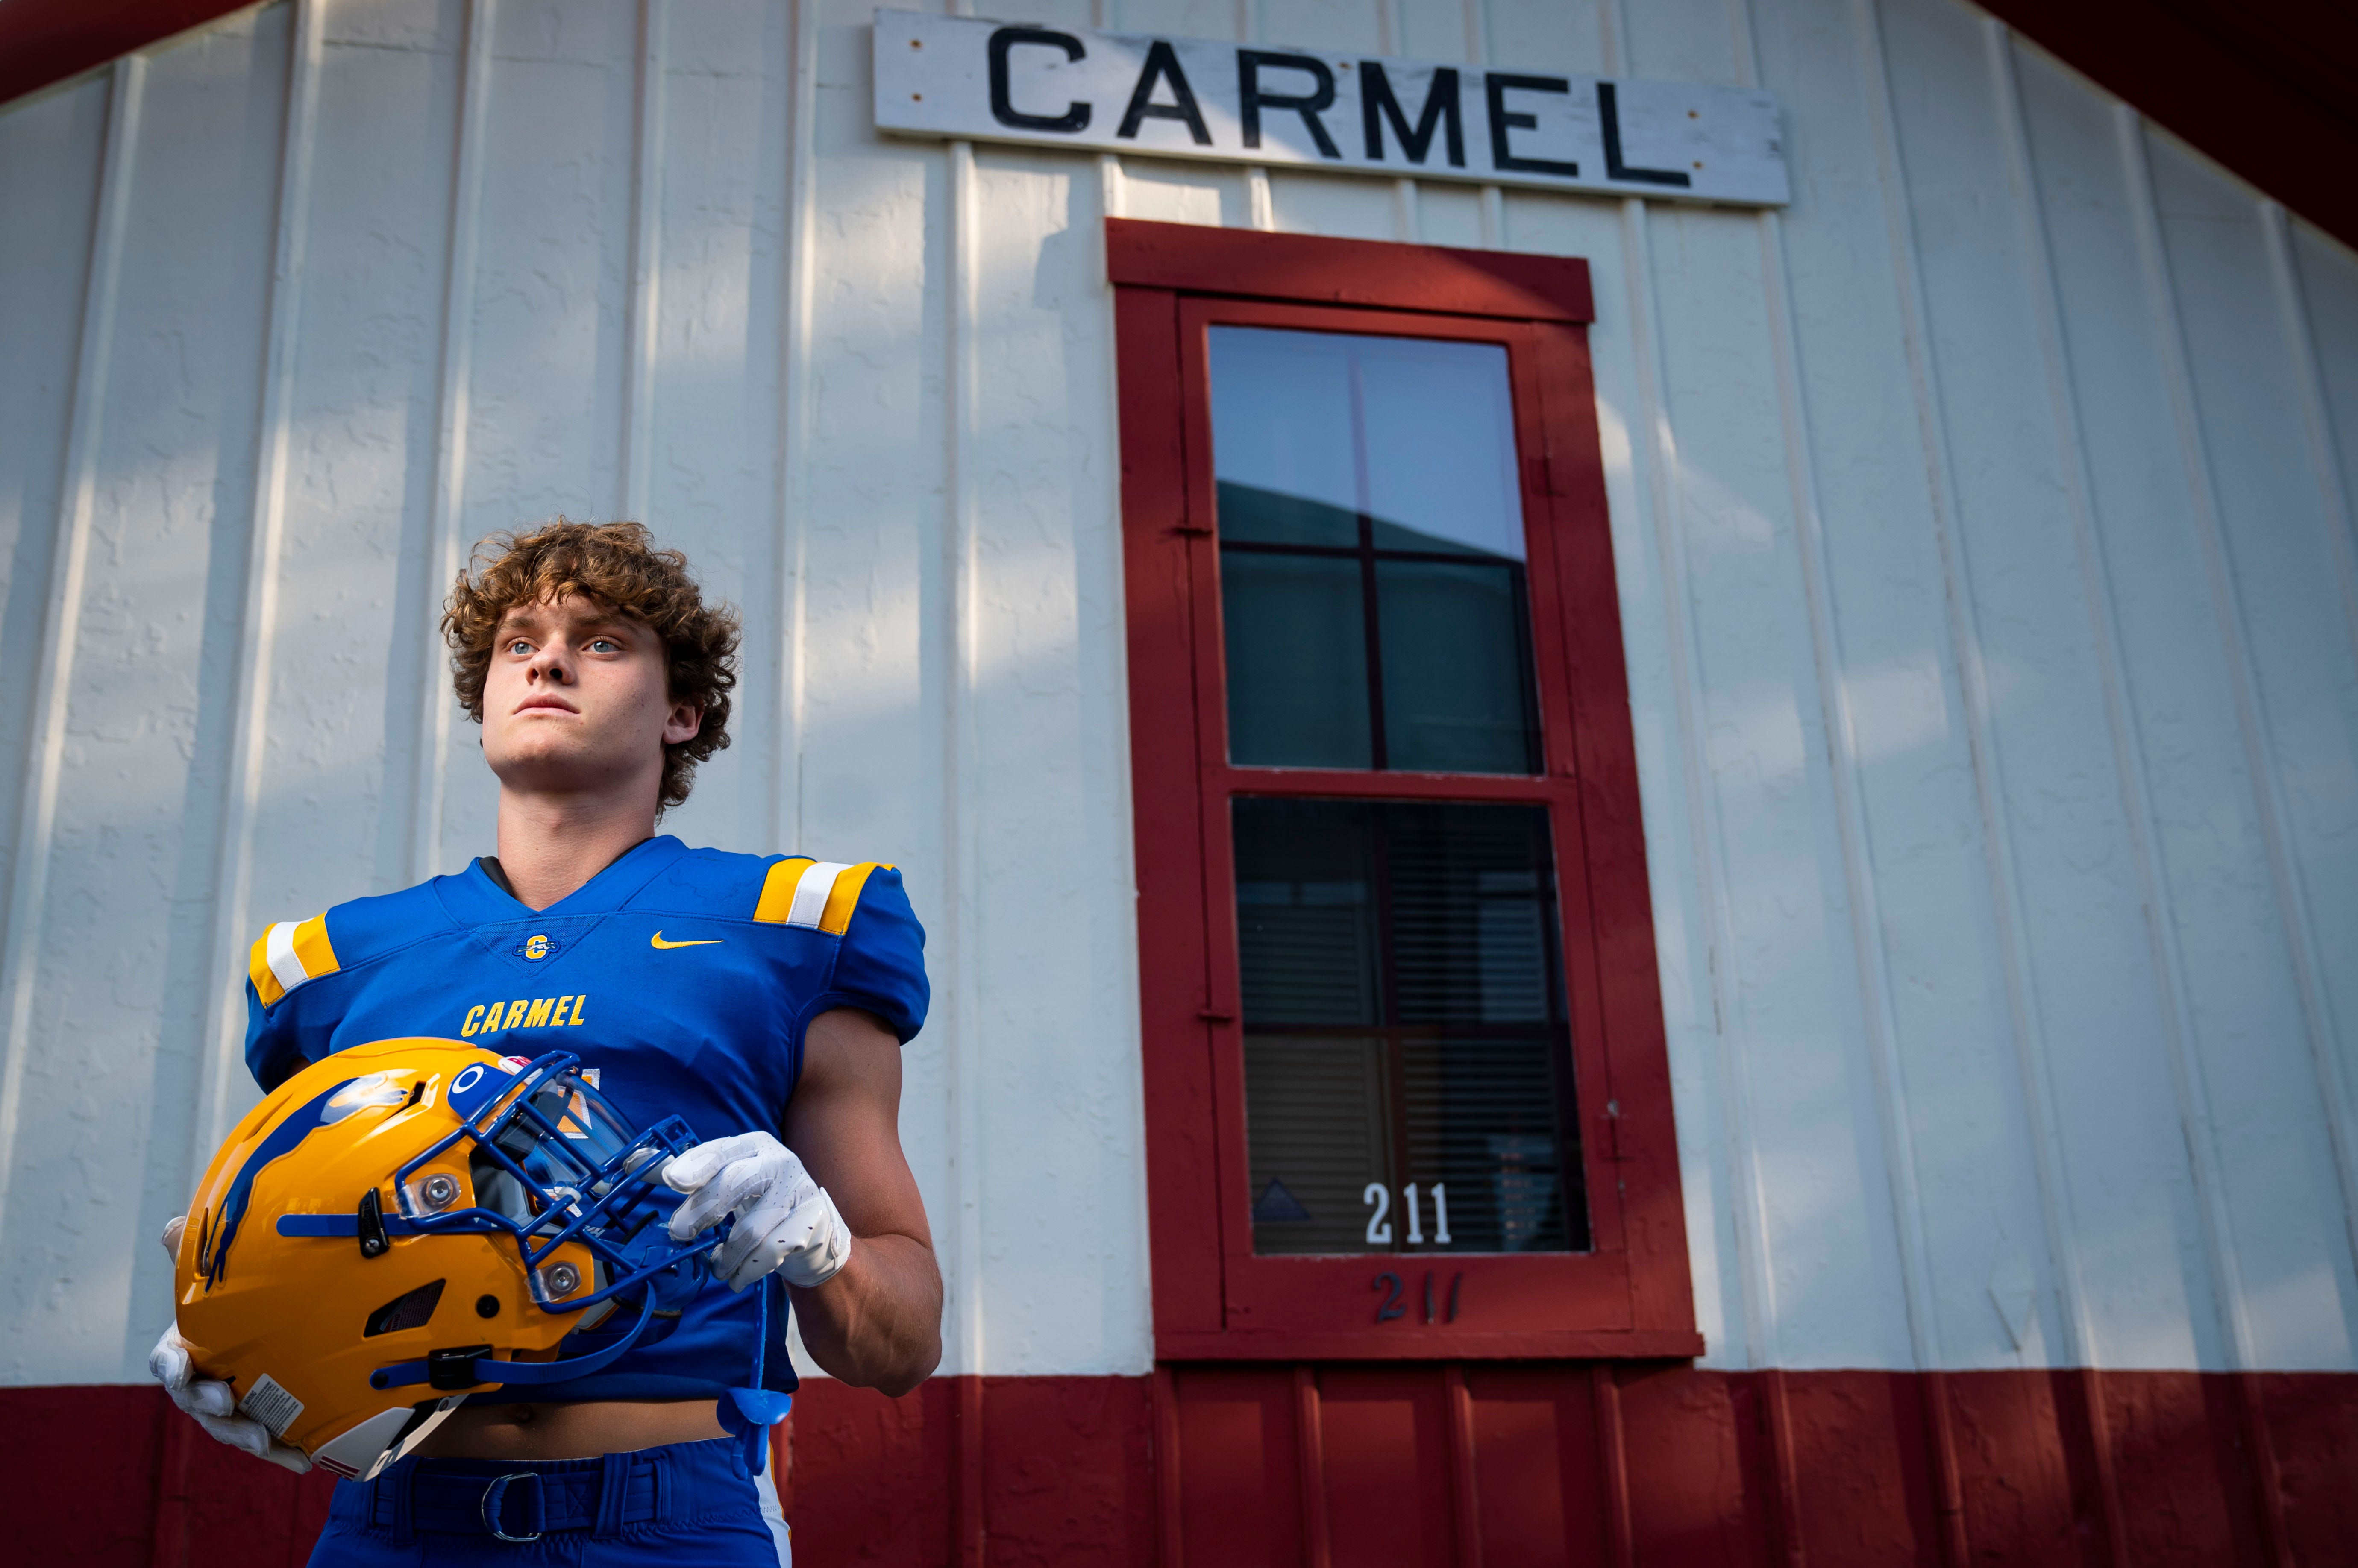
[[242, 913, 343, 1092], [829, 865, 930, 1043]]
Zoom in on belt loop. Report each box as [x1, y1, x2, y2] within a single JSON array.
[[649, 1445, 676, 1528], [384, 1461, 415, 1548], [482, 1472, 546, 1542], [595, 1451, 631, 1536]]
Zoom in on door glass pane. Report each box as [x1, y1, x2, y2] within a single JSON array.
[[1358, 338, 1524, 560], [1208, 327, 1543, 773], [1204, 330, 1360, 548], [1235, 797, 1587, 1256], [1242, 1036, 1393, 1256], [1374, 561, 1539, 775], [1220, 552, 1372, 770]]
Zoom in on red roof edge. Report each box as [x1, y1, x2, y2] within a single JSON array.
[[1979, 0, 2358, 252], [0, 1, 255, 108], [2, 0, 2353, 253]]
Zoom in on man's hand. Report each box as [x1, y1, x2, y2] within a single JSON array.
[[148, 1216, 311, 1474], [663, 1132, 852, 1292]]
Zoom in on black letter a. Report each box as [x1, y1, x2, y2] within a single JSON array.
[[1118, 41, 1213, 145]]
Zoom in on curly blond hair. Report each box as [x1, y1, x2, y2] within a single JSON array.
[[443, 519, 740, 812]]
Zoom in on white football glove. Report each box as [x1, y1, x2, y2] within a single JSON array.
[[148, 1216, 311, 1474], [663, 1132, 852, 1292]]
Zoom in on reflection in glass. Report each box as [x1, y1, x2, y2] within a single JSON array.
[[1209, 328, 1543, 774], [1375, 562, 1536, 774], [1235, 797, 1586, 1256], [1220, 553, 1371, 771]]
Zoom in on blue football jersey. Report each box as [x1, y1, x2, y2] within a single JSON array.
[[241, 834, 930, 1402]]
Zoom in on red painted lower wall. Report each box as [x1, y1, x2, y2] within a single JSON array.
[[6, 1366, 2352, 1566]]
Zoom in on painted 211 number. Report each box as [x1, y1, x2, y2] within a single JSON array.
[[1360, 1181, 1453, 1245]]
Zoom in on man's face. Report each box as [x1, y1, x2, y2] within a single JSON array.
[[479, 595, 701, 799]]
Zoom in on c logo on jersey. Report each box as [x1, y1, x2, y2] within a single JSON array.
[[517, 933, 558, 961]]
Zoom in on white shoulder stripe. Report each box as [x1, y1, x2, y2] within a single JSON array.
[[785, 861, 853, 929], [264, 920, 309, 993]]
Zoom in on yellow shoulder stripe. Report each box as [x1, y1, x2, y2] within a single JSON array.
[[247, 913, 340, 1008], [753, 858, 892, 936], [818, 864, 884, 936]]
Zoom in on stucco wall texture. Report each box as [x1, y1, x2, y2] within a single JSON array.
[[0, 0, 2354, 1392]]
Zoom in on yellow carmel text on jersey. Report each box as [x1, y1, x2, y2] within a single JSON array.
[[461, 994, 589, 1036]]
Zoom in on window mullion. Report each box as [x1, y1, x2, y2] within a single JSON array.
[[1358, 520, 1389, 772], [1368, 806, 1411, 1253]]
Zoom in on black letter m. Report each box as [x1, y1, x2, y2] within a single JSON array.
[[1360, 64, 1463, 167]]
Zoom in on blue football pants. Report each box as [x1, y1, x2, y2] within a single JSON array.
[[308, 1436, 787, 1566]]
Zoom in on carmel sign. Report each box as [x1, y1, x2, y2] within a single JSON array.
[[874, 10, 1788, 205]]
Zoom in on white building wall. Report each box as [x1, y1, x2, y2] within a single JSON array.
[[0, 0, 2353, 1387]]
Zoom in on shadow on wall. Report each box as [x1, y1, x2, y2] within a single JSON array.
[[11, 1365, 2351, 1566]]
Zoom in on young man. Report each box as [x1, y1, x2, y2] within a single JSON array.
[[148, 521, 943, 1564]]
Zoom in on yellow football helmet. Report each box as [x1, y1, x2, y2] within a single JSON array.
[[173, 1038, 715, 1480]]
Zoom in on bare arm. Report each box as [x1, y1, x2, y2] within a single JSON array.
[[779, 1007, 943, 1395]]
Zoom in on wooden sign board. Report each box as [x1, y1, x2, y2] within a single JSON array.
[[875, 10, 1789, 205]]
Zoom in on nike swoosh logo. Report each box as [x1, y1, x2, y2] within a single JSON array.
[[650, 932, 724, 950]]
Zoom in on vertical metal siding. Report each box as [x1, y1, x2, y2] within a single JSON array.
[[0, 0, 2352, 1394]]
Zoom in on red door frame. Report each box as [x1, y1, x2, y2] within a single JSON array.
[[1112, 220, 1698, 1361]]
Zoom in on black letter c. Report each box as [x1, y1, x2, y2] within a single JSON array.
[[989, 27, 1091, 133]]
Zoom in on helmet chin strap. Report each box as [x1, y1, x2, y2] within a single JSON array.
[[367, 1289, 661, 1394], [714, 1274, 793, 1476]]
